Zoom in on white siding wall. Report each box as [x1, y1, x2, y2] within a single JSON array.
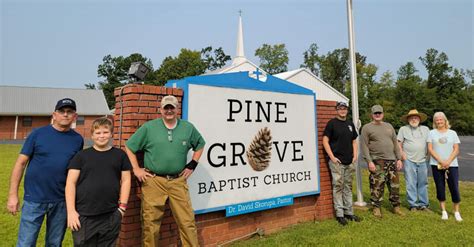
[[285, 72, 348, 102]]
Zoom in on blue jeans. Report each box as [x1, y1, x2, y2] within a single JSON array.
[[17, 200, 67, 247], [403, 160, 429, 208]]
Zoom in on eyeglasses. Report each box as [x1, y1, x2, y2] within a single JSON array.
[[56, 109, 76, 116], [373, 112, 383, 115], [168, 130, 172, 142]]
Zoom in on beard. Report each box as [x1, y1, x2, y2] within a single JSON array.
[[409, 122, 419, 128]]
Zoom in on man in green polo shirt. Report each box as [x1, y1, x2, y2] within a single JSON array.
[[125, 95, 205, 247]]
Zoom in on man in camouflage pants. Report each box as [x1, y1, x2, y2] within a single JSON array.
[[361, 105, 405, 218], [323, 102, 361, 226]]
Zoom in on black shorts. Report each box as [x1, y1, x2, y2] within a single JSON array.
[[72, 210, 122, 247]]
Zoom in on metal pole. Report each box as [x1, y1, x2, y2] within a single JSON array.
[[347, 0, 366, 207]]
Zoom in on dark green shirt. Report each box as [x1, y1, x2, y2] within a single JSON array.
[[126, 118, 205, 174]]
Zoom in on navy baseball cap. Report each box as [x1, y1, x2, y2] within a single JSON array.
[[55, 98, 76, 111]]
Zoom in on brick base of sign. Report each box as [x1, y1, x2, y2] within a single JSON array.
[[113, 84, 336, 247]]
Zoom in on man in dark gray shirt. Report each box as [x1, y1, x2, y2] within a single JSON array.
[[361, 105, 404, 218]]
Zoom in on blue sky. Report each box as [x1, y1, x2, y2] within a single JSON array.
[[1, 0, 473, 88]]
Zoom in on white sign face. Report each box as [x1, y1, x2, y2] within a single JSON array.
[[186, 84, 319, 214]]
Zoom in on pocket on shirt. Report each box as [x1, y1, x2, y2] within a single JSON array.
[[177, 138, 191, 153]]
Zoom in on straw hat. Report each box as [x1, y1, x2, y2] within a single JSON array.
[[401, 109, 427, 123]]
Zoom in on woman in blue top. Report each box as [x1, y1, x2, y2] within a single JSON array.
[[427, 112, 462, 222]]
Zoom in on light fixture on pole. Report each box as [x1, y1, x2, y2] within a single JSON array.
[[128, 61, 150, 83]]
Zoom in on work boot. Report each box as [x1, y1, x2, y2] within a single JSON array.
[[393, 206, 405, 216], [336, 217, 348, 226], [372, 207, 382, 218]]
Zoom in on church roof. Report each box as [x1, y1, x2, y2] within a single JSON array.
[[274, 68, 349, 102], [0, 85, 111, 116]]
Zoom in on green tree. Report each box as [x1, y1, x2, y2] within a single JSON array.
[[392, 62, 436, 129], [300, 43, 321, 76], [316, 48, 368, 96], [84, 83, 96, 89], [201, 46, 231, 71], [154, 48, 207, 85], [97, 53, 154, 108], [255, 44, 289, 74], [419, 48, 473, 134]]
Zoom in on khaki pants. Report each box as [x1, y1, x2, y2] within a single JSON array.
[[141, 176, 198, 247]]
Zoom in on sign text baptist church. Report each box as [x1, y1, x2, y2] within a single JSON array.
[[167, 72, 319, 216]]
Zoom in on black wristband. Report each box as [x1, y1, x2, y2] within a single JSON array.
[[185, 160, 198, 170]]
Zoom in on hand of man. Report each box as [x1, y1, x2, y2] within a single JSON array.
[[396, 160, 403, 171], [6, 194, 19, 216], [67, 211, 81, 231], [401, 152, 407, 161], [330, 157, 341, 164], [133, 168, 154, 182], [352, 155, 358, 165], [118, 208, 125, 217], [368, 162, 376, 172], [180, 168, 194, 179]]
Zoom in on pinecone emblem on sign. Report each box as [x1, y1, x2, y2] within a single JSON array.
[[246, 127, 272, 171]]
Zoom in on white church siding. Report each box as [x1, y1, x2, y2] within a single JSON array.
[[275, 68, 349, 103]]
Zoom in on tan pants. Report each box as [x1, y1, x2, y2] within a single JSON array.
[[141, 176, 199, 247]]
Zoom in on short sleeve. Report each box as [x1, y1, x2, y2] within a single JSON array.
[[351, 122, 358, 140], [68, 151, 84, 170], [126, 124, 148, 153], [322, 120, 333, 138], [452, 130, 461, 144], [190, 126, 205, 151], [427, 131, 433, 143], [397, 127, 404, 142], [20, 129, 38, 157], [120, 150, 132, 171]]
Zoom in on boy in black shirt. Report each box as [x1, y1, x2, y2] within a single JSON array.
[[66, 118, 131, 246], [322, 102, 360, 226]]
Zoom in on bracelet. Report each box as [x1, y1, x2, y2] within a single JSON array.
[[118, 201, 128, 209]]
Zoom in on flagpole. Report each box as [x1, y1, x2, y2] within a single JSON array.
[[347, 0, 366, 207]]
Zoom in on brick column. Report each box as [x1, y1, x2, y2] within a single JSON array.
[[113, 84, 183, 246], [112, 84, 336, 246]]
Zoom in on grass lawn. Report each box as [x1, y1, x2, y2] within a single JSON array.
[[1, 144, 473, 246], [231, 171, 474, 246], [0, 145, 73, 246]]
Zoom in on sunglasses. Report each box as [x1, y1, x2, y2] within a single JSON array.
[[168, 130, 173, 142], [373, 112, 383, 115], [56, 109, 76, 115]]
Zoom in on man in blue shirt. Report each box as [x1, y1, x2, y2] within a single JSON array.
[[7, 98, 84, 247]]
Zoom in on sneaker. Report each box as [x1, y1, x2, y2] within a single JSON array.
[[418, 206, 432, 213], [336, 217, 348, 226], [454, 212, 463, 222], [373, 207, 382, 218], [344, 214, 361, 222], [441, 211, 448, 220], [410, 207, 418, 212], [393, 206, 406, 216]]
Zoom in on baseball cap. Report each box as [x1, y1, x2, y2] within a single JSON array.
[[55, 98, 76, 111], [336, 101, 348, 109], [371, 105, 383, 114], [161, 95, 178, 108]]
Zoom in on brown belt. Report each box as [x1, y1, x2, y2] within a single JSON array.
[[145, 168, 180, 180]]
